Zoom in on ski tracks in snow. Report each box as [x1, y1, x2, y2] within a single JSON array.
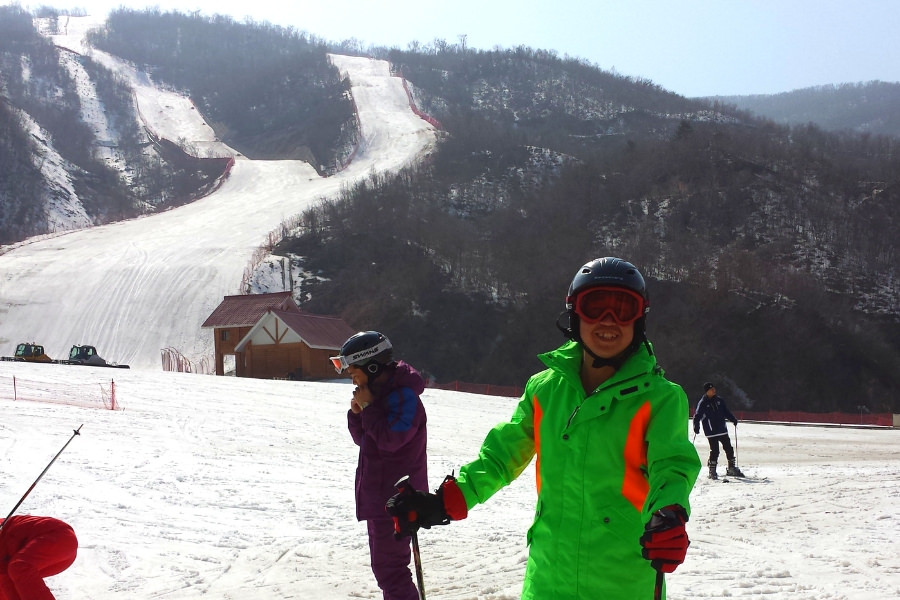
[[2, 363, 899, 599], [679, 426, 900, 599]]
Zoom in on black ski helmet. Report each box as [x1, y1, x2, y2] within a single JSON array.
[[557, 257, 651, 366], [330, 331, 394, 377], [566, 257, 649, 309]]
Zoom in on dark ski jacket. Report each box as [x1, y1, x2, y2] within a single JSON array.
[[693, 394, 738, 437], [348, 361, 428, 521]]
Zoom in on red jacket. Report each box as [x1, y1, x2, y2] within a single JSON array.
[[0, 516, 76, 564]]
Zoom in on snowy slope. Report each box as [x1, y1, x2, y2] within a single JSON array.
[[0, 16, 436, 369], [1, 362, 898, 600]]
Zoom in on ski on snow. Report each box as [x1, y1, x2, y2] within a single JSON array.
[[714, 475, 769, 483]]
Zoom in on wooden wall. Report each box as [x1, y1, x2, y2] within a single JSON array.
[[213, 326, 251, 376], [240, 342, 341, 380]]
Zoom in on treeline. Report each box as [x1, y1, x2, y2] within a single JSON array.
[[387, 44, 706, 159], [276, 47, 900, 413], [87, 9, 356, 169], [713, 81, 900, 137]]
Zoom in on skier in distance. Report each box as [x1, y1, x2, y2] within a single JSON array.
[[693, 382, 744, 479]]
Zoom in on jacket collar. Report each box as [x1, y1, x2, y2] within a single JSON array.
[[538, 339, 659, 394]]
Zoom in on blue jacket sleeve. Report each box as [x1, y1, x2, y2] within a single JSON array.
[[359, 387, 424, 453]]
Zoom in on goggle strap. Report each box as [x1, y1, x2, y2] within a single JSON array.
[[330, 339, 392, 373], [343, 339, 392, 365]]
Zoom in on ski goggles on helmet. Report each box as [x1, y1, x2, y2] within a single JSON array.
[[329, 338, 393, 373], [570, 286, 647, 325]]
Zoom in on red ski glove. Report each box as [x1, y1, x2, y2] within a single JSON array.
[[640, 505, 690, 573]]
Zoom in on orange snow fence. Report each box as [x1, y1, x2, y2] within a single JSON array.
[[732, 409, 892, 427], [1, 374, 119, 411]]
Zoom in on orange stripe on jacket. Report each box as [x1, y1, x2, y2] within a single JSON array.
[[622, 401, 651, 511], [533, 394, 543, 494]]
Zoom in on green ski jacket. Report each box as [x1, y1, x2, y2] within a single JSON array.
[[456, 340, 700, 599]]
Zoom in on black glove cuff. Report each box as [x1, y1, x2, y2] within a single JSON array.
[[646, 505, 688, 532]]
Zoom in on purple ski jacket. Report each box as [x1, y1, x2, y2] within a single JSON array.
[[347, 361, 428, 520]]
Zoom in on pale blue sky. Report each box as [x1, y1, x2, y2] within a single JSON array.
[[10, 0, 900, 97]]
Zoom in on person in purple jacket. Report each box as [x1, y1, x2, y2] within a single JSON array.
[[331, 331, 428, 600]]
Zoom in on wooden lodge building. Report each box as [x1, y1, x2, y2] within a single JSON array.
[[201, 292, 355, 380]]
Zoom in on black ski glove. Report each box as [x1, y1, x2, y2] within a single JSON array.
[[640, 505, 690, 573], [385, 475, 467, 537]]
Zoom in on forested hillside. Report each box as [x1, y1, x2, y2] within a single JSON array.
[[275, 43, 900, 413]]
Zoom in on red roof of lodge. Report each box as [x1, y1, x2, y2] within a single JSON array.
[[272, 310, 357, 350], [201, 292, 297, 328]]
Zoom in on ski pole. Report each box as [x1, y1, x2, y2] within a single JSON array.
[[654, 570, 664, 600], [395, 476, 426, 600], [733, 422, 739, 466], [410, 526, 426, 600], [0, 424, 83, 533]]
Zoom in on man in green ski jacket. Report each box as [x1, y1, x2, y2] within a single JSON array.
[[387, 257, 701, 599]]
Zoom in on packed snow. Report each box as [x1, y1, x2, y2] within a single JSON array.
[[0, 15, 436, 370], [1, 361, 898, 599]]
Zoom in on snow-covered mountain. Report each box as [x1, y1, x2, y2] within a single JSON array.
[[0, 15, 436, 369]]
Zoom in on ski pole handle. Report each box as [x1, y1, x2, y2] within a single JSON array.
[[395, 475, 415, 495], [391, 476, 418, 537]]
